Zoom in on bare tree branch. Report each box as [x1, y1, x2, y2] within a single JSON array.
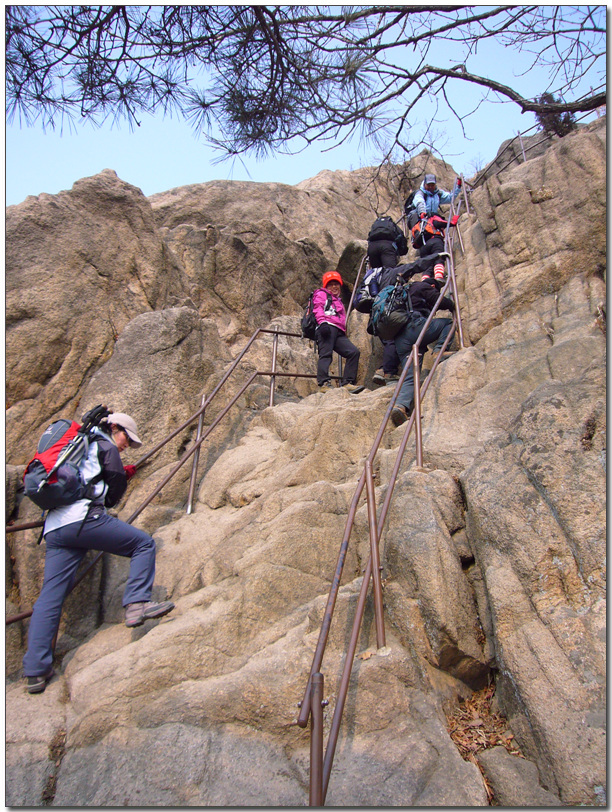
[[6, 5, 606, 159]]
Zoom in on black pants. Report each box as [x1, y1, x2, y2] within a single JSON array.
[[418, 235, 445, 258], [398, 253, 441, 278], [316, 323, 360, 385], [367, 240, 398, 269], [381, 339, 400, 375]]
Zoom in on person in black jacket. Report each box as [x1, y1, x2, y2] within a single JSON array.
[[23, 411, 175, 694], [367, 216, 408, 269], [390, 272, 456, 426], [371, 254, 449, 386]]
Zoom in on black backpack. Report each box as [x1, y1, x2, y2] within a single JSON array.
[[404, 191, 420, 230], [301, 290, 332, 339], [395, 230, 408, 257], [367, 216, 398, 242]]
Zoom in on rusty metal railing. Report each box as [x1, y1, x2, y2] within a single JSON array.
[[471, 106, 602, 188], [299, 188, 466, 805], [300, 288, 457, 803], [5, 326, 329, 625]]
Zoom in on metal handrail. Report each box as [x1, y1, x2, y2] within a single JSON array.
[[5, 327, 327, 625], [299, 194, 464, 804], [186, 393, 207, 515], [471, 107, 602, 188], [297, 276, 458, 719], [134, 327, 303, 468]]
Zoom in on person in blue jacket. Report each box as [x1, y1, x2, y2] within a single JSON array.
[[411, 174, 462, 281], [23, 411, 175, 694], [413, 173, 461, 219]]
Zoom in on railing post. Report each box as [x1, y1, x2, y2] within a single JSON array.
[[269, 330, 279, 407], [309, 672, 325, 807], [346, 255, 368, 323], [517, 131, 527, 162], [412, 346, 423, 468], [454, 220, 465, 255], [445, 203, 465, 349], [186, 393, 207, 515], [461, 175, 471, 217], [365, 460, 385, 648], [448, 260, 465, 349], [321, 556, 373, 802]]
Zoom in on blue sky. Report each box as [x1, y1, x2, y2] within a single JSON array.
[[6, 99, 537, 207], [5, 14, 603, 207]]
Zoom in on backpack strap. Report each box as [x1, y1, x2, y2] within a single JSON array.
[[406, 284, 414, 314]]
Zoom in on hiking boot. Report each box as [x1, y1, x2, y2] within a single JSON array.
[[372, 368, 386, 386], [343, 384, 365, 394], [390, 405, 410, 427], [26, 668, 54, 694], [319, 382, 334, 393], [125, 600, 175, 628], [384, 373, 400, 385]]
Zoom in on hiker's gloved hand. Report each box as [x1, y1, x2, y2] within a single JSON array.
[[450, 215, 460, 226], [124, 465, 137, 480], [419, 212, 426, 219], [456, 177, 462, 188]]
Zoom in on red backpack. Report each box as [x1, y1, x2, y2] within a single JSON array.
[[23, 405, 109, 511]]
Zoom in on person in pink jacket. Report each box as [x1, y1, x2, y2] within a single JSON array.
[[313, 271, 364, 393]]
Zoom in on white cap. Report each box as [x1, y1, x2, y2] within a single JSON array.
[[105, 412, 142, 448]]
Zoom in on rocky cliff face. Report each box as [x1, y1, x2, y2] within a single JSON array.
[[6, 118, 606, 807]]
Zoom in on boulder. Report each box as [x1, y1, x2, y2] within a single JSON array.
[[5, 120, 606, 807], [6, 170, 188, 459], [476, 746, 561, 806]]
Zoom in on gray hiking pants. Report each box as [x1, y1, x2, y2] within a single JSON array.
[[23, 510, 156, 677]]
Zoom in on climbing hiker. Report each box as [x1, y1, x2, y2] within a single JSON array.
[[412, 174, 462, 281], [366, 214, 408, 269], [313, 271, 364, 393], [370, 254, 450, 387], [390, 270, 456, 427], [23, 411, 175, 694], [413, 173, 462, 219]]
